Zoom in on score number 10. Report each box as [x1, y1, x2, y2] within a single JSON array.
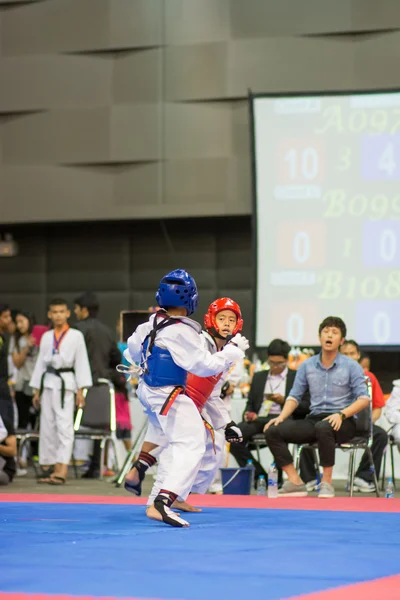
[[278, 140, 323, 184]]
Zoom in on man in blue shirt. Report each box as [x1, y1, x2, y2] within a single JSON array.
[[265, 317, 369, 498]]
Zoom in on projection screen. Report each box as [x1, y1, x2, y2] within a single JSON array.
[[251, 91, 400, 348]]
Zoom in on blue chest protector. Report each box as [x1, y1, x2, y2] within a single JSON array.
[[141, 314, 187, 388]]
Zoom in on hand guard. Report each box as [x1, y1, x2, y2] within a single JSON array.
[[225, 421, 243, 443], [228, 333, 249, 353]]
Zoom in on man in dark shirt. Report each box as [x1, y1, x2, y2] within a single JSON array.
[[0, 304, 13, 426], [74, 292, 121, 478]]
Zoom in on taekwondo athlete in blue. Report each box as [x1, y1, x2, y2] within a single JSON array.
[[125, 269, 248, 527]]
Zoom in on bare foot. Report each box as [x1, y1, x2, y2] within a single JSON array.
[[146, 504, 189, 527], [172, 500, 202, 513], [146, 504, 163, 522], [125, 466, 139, 485]]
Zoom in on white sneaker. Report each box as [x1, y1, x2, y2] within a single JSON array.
[[318, 481, 335, 498], [16, 468, 28, 477], [353, 477, 376, 493], [305, 479, 319, 492]]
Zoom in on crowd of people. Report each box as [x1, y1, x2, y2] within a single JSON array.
[[1, 272, 400, 524]]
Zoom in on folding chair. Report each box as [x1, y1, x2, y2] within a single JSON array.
[[295, 378, 380, 497], [73, 378, 119, 480], [16, 426, 40, 477], [248, 433, 267, 465]]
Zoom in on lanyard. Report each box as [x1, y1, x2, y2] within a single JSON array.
[[53, 327, 69, 355], [266, 375, 284, 395]]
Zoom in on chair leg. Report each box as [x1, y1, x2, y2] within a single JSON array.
[[17, 435, 28, 466], [349, 450, 357, 497], [390, 443, 396, 490], [381, 447, 387, 491], [99, 438, 106, 480], [365, 447, 380, 498], [312, 448, 321, 486], [347, 451, 353, 492], [294, 445, 301, 470], [255, 444, 262, 465], [111, 437, 119, 474], [115, 448, 136, 487], [69, 441, 78, 479]]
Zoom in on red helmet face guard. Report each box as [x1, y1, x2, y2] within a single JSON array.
[[204, 298, 243, 338]]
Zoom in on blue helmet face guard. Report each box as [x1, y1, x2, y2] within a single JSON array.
[[155, 269, 199, 316]]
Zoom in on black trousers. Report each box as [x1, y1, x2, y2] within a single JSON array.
[[15, 391, 37, 430], [229, 416, 282, 484], [265, 414, 357, 470], [0, 389, 13, 426], [299, 423, 389, 484]]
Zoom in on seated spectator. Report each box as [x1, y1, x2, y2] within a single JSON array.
[[0, 412, 17, 486], [265, 317, 369, 499], [385, 380, 400, 451], [341, 340, 387, 492], [301, 340, 387, 491], [229, 339, 309, 485]]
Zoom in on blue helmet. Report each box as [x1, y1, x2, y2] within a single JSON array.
[[155, 269, 199, 316]]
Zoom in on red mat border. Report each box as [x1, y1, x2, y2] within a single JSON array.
[[1, 574, 400, 600], [289, 573, 400, 599], [1, 493, 400, 512], [0, 595, 160, 600]]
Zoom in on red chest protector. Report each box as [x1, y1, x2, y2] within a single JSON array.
[[185, 372, 223, 411]]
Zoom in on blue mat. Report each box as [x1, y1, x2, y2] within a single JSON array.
[[1, 503, 400, 599]]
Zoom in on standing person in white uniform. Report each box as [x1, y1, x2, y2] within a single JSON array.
[[125, 271, 248, 527], [125, 298, 245, 510], [30, 299, 92, 485]]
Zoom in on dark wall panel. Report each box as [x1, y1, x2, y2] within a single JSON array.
[[0, 217, 253, 340], [3, 0, 400, 223]]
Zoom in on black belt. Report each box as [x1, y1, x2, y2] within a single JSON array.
[[40, 366, 75, 409]]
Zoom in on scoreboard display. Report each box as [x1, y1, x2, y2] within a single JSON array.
[[252, 91, 400, 348]]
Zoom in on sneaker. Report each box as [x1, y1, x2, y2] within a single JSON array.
[[305, 479, 319, 492], [278, 481, 308, 497], [318, 481, 335, 498], [16, 468, 28, 477], [353, 477, 376, 493]]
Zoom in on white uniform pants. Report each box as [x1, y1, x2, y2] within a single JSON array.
[[137, 382, 206, 501], [147, 416, 225, 505], [39, 388, 75, 466]]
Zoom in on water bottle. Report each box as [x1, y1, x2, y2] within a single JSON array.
[[385, 478, 395, 499], [246, 459, 255, 489], [268, 463, 278, 499], [257, 475, 267, 496]]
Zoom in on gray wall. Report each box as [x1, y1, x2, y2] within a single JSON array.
[[2, 0, 400, 223], [0, 217, 253, 339]]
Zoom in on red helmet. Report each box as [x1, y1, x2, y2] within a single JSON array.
[[204, 297, 243, 337]]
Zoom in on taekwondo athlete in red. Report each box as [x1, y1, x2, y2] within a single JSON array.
[[125, 271, 248, 527], [124, 298, 244, 509], [146, 298, 245, 511]]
